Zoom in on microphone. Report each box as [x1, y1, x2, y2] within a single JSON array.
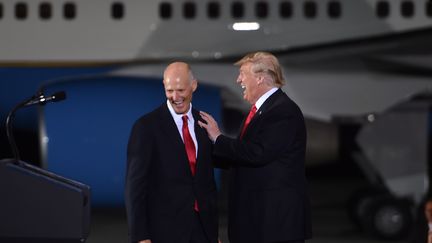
[[24, 91, 66, 107], [5, 90, 67, 163]]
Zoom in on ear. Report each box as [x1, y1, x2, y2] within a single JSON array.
[[257, 75, 264, 85], [192, 79, 198, 92]]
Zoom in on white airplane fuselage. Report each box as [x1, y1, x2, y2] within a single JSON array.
[[1, 0, 432, 120]]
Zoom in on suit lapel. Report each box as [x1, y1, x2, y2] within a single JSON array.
[[157, 105, 195, 177], [258, 89, 283, 114], [158, 105, 206, 178], [240, 89, 283, 137], [253, 89, 282, 120], [193, 109, 206, 176], [158, 104, 184, 148]]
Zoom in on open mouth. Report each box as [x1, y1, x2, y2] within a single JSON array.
[[172, 101, 185, 110], [241, 85, 246, 95]]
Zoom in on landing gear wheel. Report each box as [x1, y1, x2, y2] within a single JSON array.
[[362, 198, 412, 240], [346, 187, 386, 229]]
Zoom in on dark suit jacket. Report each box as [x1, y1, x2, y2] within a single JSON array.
[[214, 89, 312, 243], [125, 104, 218, 243]]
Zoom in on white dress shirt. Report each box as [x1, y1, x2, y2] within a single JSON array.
[[166, 100, 198, 157], [255, 87, 278, 110]]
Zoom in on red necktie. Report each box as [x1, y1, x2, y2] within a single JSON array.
[[182, 115, 196, 175], [182, 115, 199, 211], [240, 105, 257, 138]]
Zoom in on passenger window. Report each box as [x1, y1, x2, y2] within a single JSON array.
[[40, 2, 52, 20], [376, 1, 390, 18], [304, 1, 317, 19], [279, 1, 293, 19], [15, 2, 28, 20], [231, 1, 244, 19], [160, 2, 172, 19], [255, 1, 268, 19], [328, 1, 341, 19], [207, 1, 220, 19], [401, 0, 414, 18], [64, 2, 77, 20], [183, 2, 196, 19], [112, 2, 125, 20], [428, 0, 432, 17]]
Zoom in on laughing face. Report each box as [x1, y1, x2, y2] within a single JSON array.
[[163, 63, 197, 114], [237, 62, 260, 105]]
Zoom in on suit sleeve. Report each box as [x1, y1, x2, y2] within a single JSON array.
[[125, 119, 153, 242], [214, 109, 303, 167]]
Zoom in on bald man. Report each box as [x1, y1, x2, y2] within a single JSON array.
[[125, 62, 219, 243]]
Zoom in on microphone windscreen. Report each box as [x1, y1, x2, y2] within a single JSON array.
[[52, 91, 66, 102]]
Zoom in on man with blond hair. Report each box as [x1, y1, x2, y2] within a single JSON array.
[[200, 52, 312, 243]]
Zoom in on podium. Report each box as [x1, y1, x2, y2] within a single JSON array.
[[0, 159, 91, 242]]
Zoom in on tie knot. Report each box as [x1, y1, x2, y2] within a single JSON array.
[[182, 115, 188, 123], [250, 105, 257, 114]]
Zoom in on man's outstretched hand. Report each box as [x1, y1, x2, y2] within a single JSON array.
[[198, 111, 222, 143]]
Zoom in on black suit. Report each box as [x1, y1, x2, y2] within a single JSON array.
[[125, 104, 218, 243], [214, 89, 312, 243]]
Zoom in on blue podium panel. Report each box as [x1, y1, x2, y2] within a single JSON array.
[[40, 76, 222, 206]]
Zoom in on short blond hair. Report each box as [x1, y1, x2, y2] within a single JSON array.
[[234, 51, 285, 87]]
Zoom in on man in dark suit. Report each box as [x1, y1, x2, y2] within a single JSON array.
[[125, 62, 218, 243], [411, 196, 432, 243], [199, 52, 312, 243]]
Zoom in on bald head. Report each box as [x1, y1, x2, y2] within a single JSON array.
[[163, 62, 197, 114], [163, 62, 195, 84]]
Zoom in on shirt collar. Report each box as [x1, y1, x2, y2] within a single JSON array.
[[166, 100, 194, 122], [255, 87, 278, 110]]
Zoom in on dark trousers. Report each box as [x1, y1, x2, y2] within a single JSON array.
[[231, 240, 305, 243], [273, 241, 304, 243], [189, 212, 211, 243], [273, 241, 305, 243]]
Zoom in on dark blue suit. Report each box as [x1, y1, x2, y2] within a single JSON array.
[[125, 104, 218, 243], [214, 89, 312, 243]]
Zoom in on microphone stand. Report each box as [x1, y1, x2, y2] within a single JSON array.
[[2, 90, 82, 189], [3, 91, 66, 166], [4, 93, 41, 164]]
